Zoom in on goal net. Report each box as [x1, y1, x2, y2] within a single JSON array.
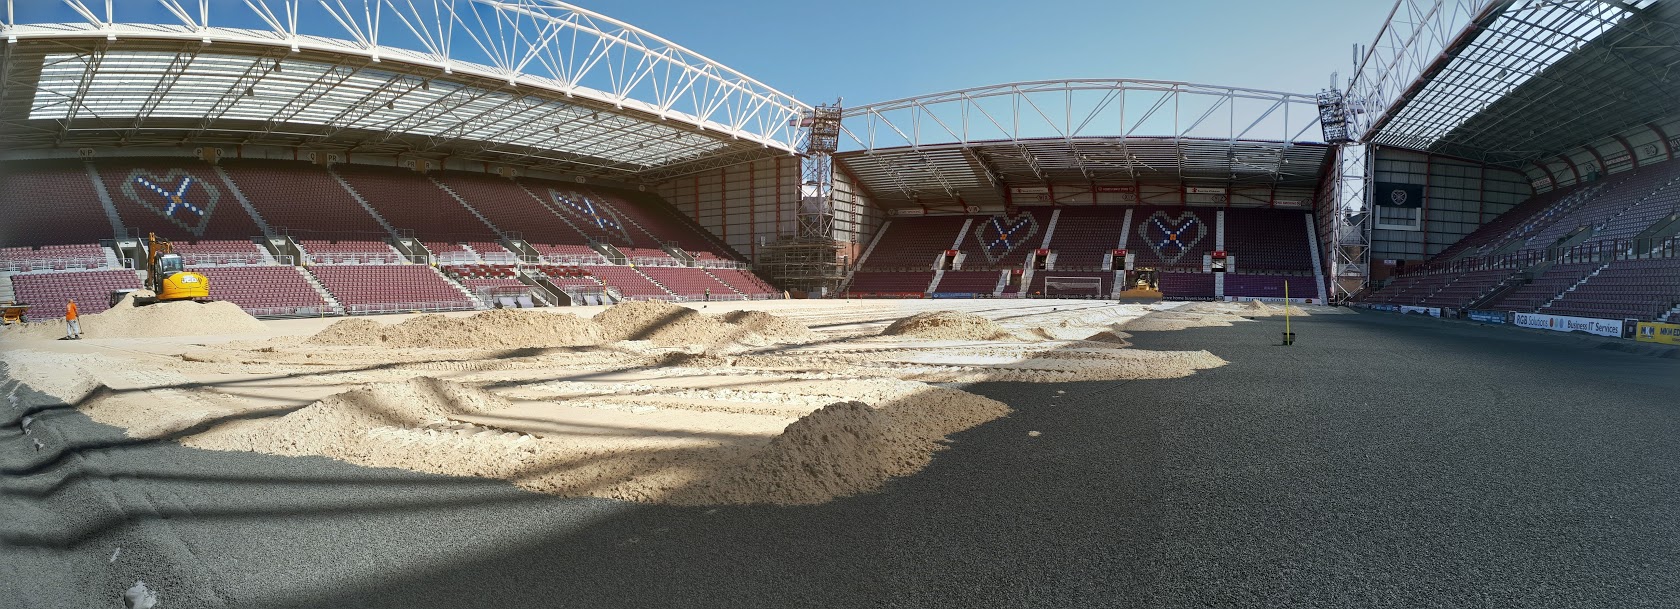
[[1042, 276, 1104, 298]]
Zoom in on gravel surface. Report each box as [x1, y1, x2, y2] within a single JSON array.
[[4, 311, 1679, 608]]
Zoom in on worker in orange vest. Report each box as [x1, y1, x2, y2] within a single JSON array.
[[65, 298, 81, 340]]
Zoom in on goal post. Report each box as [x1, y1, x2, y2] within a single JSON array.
[[1042, 275, 1104, 298]]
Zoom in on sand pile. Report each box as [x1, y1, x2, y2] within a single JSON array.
[[882, 311, 1014, 340], [2, 293, 266, 340], [1122, 310, 1249, 332], [306, 308, 602, 349], [594, 301, 812, 346], [675, 387, 1011, 505], [187, 377, 532, 471]]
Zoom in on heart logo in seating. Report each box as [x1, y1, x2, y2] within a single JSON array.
[[1140, 211, 1206, 265], [549, 189, 630, 242], [119, 169, 221, 237], [972, 213, 1040, 264]]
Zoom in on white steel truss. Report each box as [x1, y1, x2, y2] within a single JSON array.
[[1, 0, 811, 178], [841, 79, 1323, 152], [1344, 0, 1662, 160]]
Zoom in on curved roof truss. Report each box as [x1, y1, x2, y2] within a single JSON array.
[[1, 0, 810, 178]]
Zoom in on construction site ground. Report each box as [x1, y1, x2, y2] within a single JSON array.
[[4, 299, 1677, 608]]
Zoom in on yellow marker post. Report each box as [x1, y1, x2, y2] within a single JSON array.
[[1282, 280, 1295, 345]]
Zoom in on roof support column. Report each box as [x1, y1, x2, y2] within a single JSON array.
[[1647, 123, 1674, 162], [1611, 134, 1637, 171], [1531, 160, 1557, 192], [1557, 154, 1580, 186], [1583, 146, 1606, 180]]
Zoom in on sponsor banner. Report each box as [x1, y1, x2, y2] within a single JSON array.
[[1513, 313, 1623, 337], [890, 209, 925, 217], [1094, 185, 1136, 193], [1400, 305, 1441, 317], [1224, 296, 1315, 305], [931, 292, 979, 299], [1636, 322, 1680, 345], [1185, 186, 1227, 195], [1274, 200, 1305, 207], [1374, 182, 1424, 208], [1009, 187, 1050, 196], [1467, 310, 1507, 324]]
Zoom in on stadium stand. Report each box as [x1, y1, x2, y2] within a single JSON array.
[[438, 172, 593, 249], [0, 160, 116, 248], [1222, 210, 1313, 272], [859, 216, 968, 270], [935, 270, 1004, 295], [637, 266, 738, 298], [606, 188, 742, 260], [220, 160, 387, 237], [299, 240, 403, 264], [1223, 274, 1302, 299], [308, 265, 475, 313], [1, 244, 112, 272], [1131, 208, 1216, 271], [846, 271, 934, 296], [955, 211, 1048, 271], [173, 240, 267, 266], [588, 266, 675, 300], [1034, 271, 1113, 298], [1542, 258, 1680, 321], [707, 268, 778, 296], [335, 165, 501, 241], [1158, 271, 1215, 299], [197, 266, 334, 317], [12, 269, 142, 321], [1484, 263, 1602, 312], [1049, 208, 1128, 270], [95, 160, 265, 242]]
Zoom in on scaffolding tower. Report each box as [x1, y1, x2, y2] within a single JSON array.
[[761, 102, 847, 295]]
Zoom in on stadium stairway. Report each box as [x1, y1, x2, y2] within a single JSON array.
[[324, 165, 401, 238]]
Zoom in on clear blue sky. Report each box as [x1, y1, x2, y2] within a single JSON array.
[[20, 0, 1397, 105], [579, 0, 1398, 104]]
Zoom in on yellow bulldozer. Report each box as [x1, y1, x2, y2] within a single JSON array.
[[119, 233, 211, 307]]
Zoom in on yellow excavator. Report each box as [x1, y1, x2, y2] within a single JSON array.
[[128, 233, 211, 306]]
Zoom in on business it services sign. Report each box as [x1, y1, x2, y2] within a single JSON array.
[[1512, 313, 1623, 337]]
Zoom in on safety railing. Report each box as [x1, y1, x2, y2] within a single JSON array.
[[242, 305, 346, 318], [344, 301, 477, 315], [0, 257, 112, 272]]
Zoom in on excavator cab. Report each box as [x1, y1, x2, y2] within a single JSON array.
[[132, 233, 211, 306]]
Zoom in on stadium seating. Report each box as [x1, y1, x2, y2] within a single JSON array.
[[935, 270, 1004, 294], [439, 172, 592, 248], [637, 266, 737, 298], [537, 185, 639, 246], [220, 160, 387, 237], [528, 266, 608, 292], [859, 216, 968, 270], [847, 271, 934, 295], [1158, 271, 1215, 299], [1049, 208, 1128, 270], [588, 266, 674, 299], [336, 165, 501, 241], [1222, 210, 1313, 272], [707, 268, 777, 296], [1131, 208, 1216, 271], [300, 240, 403, 264], [173, 240, 267, 266], [308, 265, 475, 313], [957, 211, 1049, 271], [1, 244, 111, 272], [599, 187, 741, 260], [1223, 274, 1308, 299], [197, 266, 333, 316], [0, 159, 116, 248], [1485, 263, 1601, 312], [532, 244, 606, 263], [12, 269, 142, 321], [1542, 258, 1680, 321], [95, 160, 264, 241]]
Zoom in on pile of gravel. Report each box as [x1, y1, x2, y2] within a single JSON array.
[[881, 310, 1015, 340]]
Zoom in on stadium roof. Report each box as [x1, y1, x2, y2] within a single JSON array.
[[0, 1, 810, 182], [1349, 0, 1680, 167], [834, 79, 1331, 208]]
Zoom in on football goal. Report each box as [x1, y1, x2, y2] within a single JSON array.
[[1042, 275, 1105, 298]]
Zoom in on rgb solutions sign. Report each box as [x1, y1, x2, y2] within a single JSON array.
[[1512, 313, 1623, 337]]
